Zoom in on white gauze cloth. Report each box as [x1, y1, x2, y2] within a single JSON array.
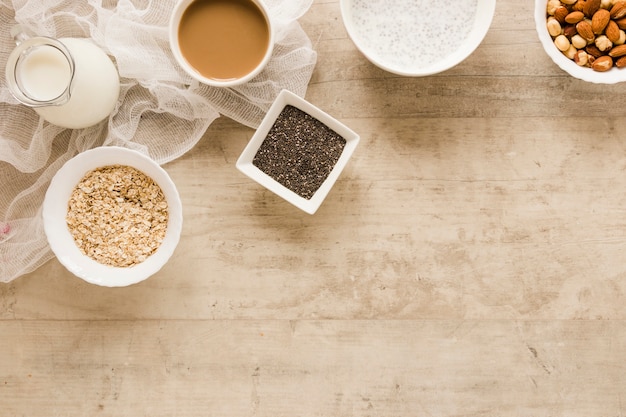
[[0, 0, 317, 282]]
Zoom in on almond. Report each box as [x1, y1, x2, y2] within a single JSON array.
[[592, 55, 614, 71], [592, 9, 611, 34], [616, 17, 626, 29], [565, 11, 585, 24], [586, 44, 604, 57], [615, 55, 626, 67], [609, 43, 626, 56], [554, 6, 569, 24], [584, 0, 601, 17], [610, 1, 626, 19], [606, 20, 621, 43], [564, 24, 579, 37], [576, 20, 595, 41], [573, 1, 586, 12]]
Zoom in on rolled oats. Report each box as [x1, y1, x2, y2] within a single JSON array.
[[66, 165, 169, 267]]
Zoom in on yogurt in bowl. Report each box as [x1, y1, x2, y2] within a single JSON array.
[[340, 0, 496, 76]]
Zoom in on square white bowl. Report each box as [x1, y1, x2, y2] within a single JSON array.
[[236, 89, 360, 214], [42, 146, 183, 287]]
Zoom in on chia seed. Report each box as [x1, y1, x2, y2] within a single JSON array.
[[252, 105, 347, 200]]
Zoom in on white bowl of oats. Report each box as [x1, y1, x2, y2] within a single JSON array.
[[340, 0, 496, 76], [42, 146, 183, 287]]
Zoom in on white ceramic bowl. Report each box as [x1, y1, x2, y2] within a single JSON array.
[[340, 0, 496, 76], [42, 146, 183, 287], [236, 89, 360, 215], [535, 0, 626, 84]]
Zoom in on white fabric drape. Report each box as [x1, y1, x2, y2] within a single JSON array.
[[0, 0, 317, 282]]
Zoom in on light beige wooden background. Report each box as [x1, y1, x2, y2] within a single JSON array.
[[2, 1, 626, 416]]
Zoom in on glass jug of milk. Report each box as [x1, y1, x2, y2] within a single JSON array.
[[5, 26, 120, 129]]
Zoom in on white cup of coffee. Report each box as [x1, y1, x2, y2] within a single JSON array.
[[169, 0, 274, 87]]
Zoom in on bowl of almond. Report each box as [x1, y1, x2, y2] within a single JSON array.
[[42, 146, 183, 287], [536, 0, 626, 83]]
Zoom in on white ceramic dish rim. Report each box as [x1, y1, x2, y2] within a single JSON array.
[[42, 146, 183, 287], [339, 0, 496, 76], [169, 0, 275, 88], [534, 0, 626, 84], [236, 89, 360, 215]]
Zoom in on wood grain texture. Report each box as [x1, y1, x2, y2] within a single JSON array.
[[1, 320, 625, 417], [2, 0, 626, 415]]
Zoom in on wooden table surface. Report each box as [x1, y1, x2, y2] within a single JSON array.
[[3, 1, 626, 415]]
